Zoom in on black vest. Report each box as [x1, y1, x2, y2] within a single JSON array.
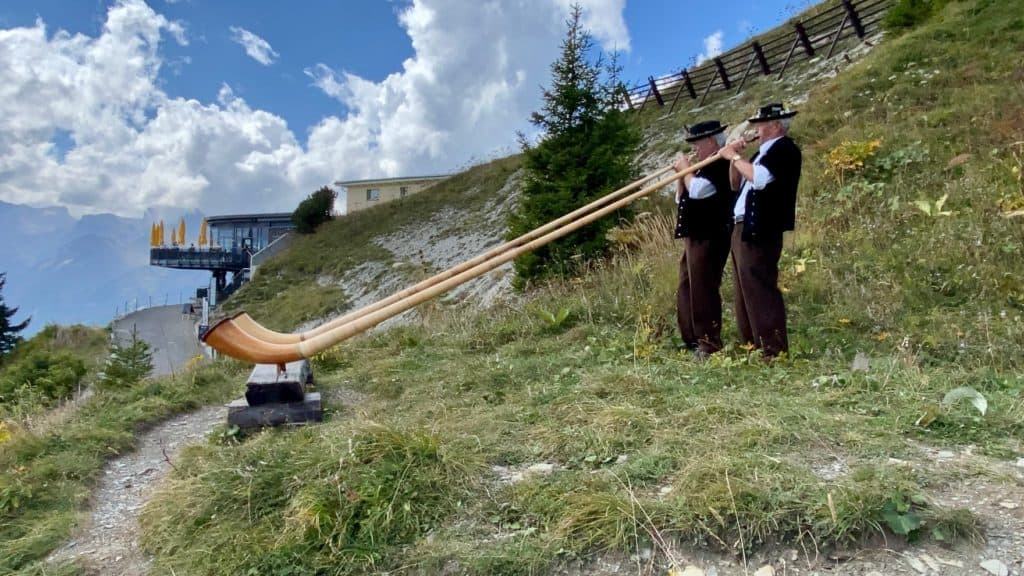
[[674, 157, 733, 240], [741, 136, 801, 243]]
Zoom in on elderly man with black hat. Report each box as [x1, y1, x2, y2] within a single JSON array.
[[672, 120, 735, 358], [718, 103, 802, 358]]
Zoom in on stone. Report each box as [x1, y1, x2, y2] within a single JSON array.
[[980, 559, 1008, 576], [526, 463, 556, 475], [245, 380, 305, 405], [227, 393, 322, 430], [998, 501, 1019, 510], [852, 352, 870, 372], [905, 556, 927, 574], [947, 153, 972, 168], [754, 566, 775, 576], [919, 553, 940, 572]]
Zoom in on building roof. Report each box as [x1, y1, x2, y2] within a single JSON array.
[[334, 174, 448, 187], [206, 212, 294, 225]]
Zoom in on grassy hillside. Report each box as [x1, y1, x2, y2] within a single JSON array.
[[0, 325, 245, 574], [223, 155, 523, 331], [140, 1, 1022, 574]]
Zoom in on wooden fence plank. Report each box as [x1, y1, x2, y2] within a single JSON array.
[[826, 13, 850, 59], [697, 68, 720, 107], [777, 37, 801, 80], [735, 53, 758, 94]]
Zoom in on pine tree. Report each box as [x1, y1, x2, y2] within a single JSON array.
[[507, 4, 640, 285], [0, 273, 30, 361], [99, 325, 154, 388]]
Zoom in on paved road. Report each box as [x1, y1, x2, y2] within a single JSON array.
[[112, 305, 201, 377]]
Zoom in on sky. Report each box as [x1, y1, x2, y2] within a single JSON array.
[[0, 0, 809, 219]]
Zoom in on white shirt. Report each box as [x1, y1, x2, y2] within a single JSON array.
[[675, 174, 716, 202], [733, 136, 783, 221]]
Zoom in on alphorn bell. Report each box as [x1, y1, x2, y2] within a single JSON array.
[[203, 146, 744, 365]]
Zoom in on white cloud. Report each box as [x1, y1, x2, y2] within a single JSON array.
[[229, 26, 278, 65], [696, 30, 724, 64], [0, 0, 629, 218], [552, 0, 630, 51]]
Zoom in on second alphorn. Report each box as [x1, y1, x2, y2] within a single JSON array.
[[203, 151, 727, 365], [225, 165, 674, 345]]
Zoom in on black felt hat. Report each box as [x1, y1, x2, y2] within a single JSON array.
[[684, 120, 728, 142], [748, 102, 798, 123]]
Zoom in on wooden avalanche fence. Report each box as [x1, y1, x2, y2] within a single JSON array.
[[624, 0, 893, 113]]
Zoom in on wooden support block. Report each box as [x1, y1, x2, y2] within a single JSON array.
[[227, 392, 323, 430], [248, 359, 313, 386], [245, 359, 314, 406]]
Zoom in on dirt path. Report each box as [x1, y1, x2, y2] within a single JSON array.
[[49, 406, 225, 574]]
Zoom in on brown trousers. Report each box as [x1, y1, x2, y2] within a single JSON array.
[[677, 235, 730, 353], [731, 223, 788, 357]]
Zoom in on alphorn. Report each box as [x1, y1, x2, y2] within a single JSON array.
[[203, 150, 730, 365], [222, 166, 676, 345]]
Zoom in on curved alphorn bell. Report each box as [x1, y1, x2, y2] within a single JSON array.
[[203, 150, 733, 364]]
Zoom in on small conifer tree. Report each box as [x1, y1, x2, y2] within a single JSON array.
[[507, 4, 640, 285], [0, 273, 30, 361], [100, 325, 154, 388]]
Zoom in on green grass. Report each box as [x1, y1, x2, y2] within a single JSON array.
[[0, 362, 245, 574], [106, 0, 1024, 573]]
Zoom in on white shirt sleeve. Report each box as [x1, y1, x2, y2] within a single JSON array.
[[686, 176, 717, 199], [751, 163, 775, 190]]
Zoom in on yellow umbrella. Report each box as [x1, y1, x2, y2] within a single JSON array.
[[198, 218, 208, 247], [150, 223, 156, 247], [177, 217, 186, 247], [158, 220, 165, 246]]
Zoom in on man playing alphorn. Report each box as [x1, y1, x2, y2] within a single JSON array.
[[673, 120, 735, 358], [719, 103, 802, 358]]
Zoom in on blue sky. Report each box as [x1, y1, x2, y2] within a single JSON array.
[[0, 0, 809, 218]]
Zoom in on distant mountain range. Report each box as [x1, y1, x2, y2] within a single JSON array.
[[0, 201, 212, 335]]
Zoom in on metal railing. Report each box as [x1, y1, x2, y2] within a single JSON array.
[[149, 247, 250, 271]]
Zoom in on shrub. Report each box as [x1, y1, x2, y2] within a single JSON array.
[[292, 186, 338, 234], [0, 350, 87, 409], [883, 0, 949, 31]]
